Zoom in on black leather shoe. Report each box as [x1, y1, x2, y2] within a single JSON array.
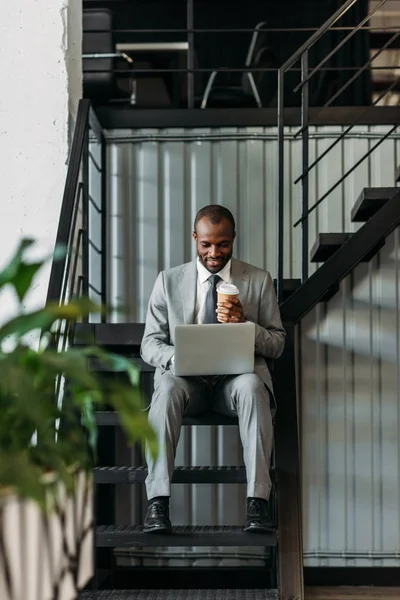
[[143, 498, 172, 534], [244, 498, 274, 533]]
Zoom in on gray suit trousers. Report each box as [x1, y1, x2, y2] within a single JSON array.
[[145, 370, 273, 501]]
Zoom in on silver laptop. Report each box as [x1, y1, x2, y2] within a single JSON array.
[[174, 322, 255, 377]]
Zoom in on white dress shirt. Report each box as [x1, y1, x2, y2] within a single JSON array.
[[194, 258, 232, 324], [170, 258, 232, 368]]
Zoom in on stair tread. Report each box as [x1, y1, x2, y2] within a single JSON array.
[[310, 232, 352, 263], [351, 186, 398, 222], [95, 410, 239, 427], [80, 590, 278, 600], [88, 356, 153, 372], [94, 465, 248, 484], [96, 525, 277, 547]]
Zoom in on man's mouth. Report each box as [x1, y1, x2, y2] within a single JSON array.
[[207, 259, 222, 266]]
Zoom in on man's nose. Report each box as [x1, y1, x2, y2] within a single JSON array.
[[209, 246, 221, 257]]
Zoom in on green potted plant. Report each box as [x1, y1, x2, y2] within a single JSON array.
[[0, 239, 156, 600]]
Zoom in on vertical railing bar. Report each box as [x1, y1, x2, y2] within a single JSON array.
[[187, 0, 195, 108], [277, 68, 285, 303], [101, 134, 107, 319], [301, 51, 309, 282], [82, 129, 90, 314]]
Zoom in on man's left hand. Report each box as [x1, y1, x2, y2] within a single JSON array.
[[217, 297, 246, 323]]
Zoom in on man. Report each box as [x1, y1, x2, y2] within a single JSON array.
[[140, 204, 285, 534]]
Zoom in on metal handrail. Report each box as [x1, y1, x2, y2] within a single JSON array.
[[294, 29, 400, 139], [293, 124, 398, 227], [293, 73, 400, 185], [279, 0, 359, 74], [276, 0, 392, 302], [82, 26, 400, 33], [46, 99, 108, 336], [46, 100, 91, 304], [293, 0, 387, 92]]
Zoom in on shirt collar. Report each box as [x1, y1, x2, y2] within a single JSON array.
[[196, 257, 232, 284]]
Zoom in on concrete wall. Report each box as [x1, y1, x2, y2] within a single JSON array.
[[0, 1, 82, 325]]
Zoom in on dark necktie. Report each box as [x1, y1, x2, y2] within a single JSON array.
[[203, 274, 221, 324]]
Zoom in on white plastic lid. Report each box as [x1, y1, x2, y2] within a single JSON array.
[[217, 283, 239, 295]]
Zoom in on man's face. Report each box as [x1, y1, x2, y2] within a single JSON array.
[[193, 217, 236, 273]]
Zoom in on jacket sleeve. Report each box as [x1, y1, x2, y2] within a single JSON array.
[[140, 271, 175, 370], [248, 272, 286, 359]]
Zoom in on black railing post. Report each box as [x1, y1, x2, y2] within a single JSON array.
[[301, 51, 309, 282], [100, 135, 107, 320], [82, 128, 90, 312], [276, 68, 285, 304], [187, 0, 194, 108]]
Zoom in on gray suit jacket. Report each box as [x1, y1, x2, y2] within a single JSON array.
[[140, 257, 286, 398]]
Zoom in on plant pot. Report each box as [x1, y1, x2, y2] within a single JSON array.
[[0, 471, 93, 600]]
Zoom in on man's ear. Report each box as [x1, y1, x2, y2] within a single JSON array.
[[233, 231, 236, 241], [192, 231, 197, 242]]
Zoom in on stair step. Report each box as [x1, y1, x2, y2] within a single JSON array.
[[310, 233, 353, 262], [351, 187, 398, 222], [74, 323, 145, 348], [80, 590, 278, 600], [94, 465, 247, 484], [273, 277, 301, 300], [96, 525, 277, 547], [95, 410, 239, 427], [310, 232, 385, 265], [88, 357, 153, 373]]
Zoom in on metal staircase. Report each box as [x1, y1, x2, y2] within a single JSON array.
[[74, 319, 282, 595], [44, 2, 400, 599]]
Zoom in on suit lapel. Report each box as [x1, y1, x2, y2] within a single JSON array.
[[230, 258, 250, 308], [179, 261, 197, 324]]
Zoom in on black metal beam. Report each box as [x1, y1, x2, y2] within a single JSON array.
[[95, 106, 400, 131], [280, 189, 400, 324], [98, 566, 276, 590], [274, 325, 304, 600], [304, 567, 400, 587]]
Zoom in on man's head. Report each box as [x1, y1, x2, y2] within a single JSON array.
[[193, 205, 236, 273]]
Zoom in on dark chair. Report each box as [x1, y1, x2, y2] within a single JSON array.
[[82, 8, 132, 102], [200, 21, 278, 109], [83, 9, 171, 106]]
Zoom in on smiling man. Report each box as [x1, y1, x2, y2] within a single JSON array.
[[140, 204, 286, 534]]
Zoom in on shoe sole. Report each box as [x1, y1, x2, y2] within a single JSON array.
[[143, 525, 172, 534], [243, 524, 275, 534]]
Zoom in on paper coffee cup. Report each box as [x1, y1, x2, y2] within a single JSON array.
[[217, 283, 239, 303]]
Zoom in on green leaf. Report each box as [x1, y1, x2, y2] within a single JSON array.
[[80, 393, 98, 456], [0, 239, 35, 290], [0, 309, 57, 342], [0, 239, 66, 302], [0, 452, 47, 507], [0, 299, 101, 343], [13, 262, 44, 302], [85, 347, 140, 386]]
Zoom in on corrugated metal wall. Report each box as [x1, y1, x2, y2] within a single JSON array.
[[106, 125, 400, 567]]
